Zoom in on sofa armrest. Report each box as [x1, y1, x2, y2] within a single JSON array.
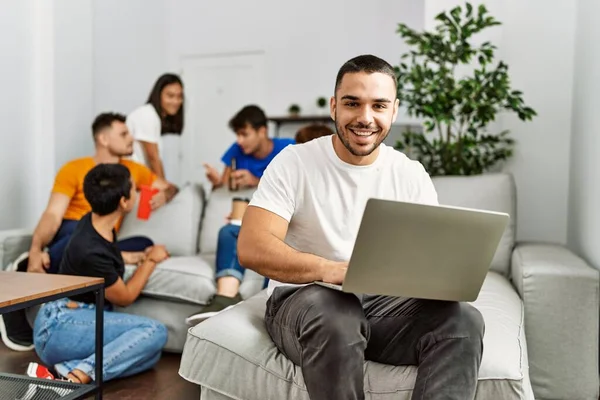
[[511, 242, 599, 400], [0, 229, 32, 270]]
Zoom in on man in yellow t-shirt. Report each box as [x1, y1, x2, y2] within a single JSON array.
[[0, 112, 178, 353], [26, 112, 178, 275]]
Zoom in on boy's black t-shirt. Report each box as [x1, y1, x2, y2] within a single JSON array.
[[59, 212, 124, 305]]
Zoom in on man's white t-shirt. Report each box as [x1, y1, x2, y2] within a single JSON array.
[[126, 104, 162, 168], [249, 135, 439, 296]]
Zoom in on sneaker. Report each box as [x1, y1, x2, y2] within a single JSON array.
[[19, 363, 73, 400], [27, 362, 55, 380], [1, 252, 35, 352], [186, 294, 243, 326], [0, 311, 34, 351]]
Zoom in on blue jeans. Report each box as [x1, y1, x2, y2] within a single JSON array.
[[216, 224, 268, 289], [47, 219, 154, 274], [33, 299, 167, 382]]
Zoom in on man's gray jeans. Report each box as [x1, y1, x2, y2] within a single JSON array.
[[265, 284, 484, 400]]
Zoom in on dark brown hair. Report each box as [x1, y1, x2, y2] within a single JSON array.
[[229, 105, 267, 132], [146, 73, 184, 135], [92, 112, 126, 139], [335, 54, 396, 94]]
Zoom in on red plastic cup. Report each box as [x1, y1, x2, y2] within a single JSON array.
[[137, 185, 160, 220]]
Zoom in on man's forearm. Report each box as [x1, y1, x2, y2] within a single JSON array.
[[238, 230, 330, 284], [149, 158, 165, 180], [30, 213, 61, 253]]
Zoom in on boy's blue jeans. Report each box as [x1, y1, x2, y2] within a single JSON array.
[[216, 224, 268, 288], [33, 299, 167, 382]]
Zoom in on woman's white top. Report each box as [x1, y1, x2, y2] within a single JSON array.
[[126, 104, 162, 168], [126, 104, 183, 184]]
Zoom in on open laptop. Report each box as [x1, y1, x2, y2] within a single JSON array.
[[315, 198, 510, 302]]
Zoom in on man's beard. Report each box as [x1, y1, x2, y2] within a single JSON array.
[[334, 115, 389, 157], [109, 147, 133, 158]]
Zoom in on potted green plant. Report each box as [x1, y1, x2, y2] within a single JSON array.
[[316, 97, 328, 114], [394, 3, 536, 176], [288, 104, 301, 118]]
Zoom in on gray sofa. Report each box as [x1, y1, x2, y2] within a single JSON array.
[[0, 184, 265, 352], [177, 174, 600, 400]]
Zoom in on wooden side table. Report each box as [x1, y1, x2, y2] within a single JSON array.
[[0, 271, 105, 400]]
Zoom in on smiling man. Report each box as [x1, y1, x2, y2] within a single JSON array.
[[237, 55, 484, 400]]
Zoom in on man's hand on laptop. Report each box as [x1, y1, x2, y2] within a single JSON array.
[[321, 261, 348, 285]]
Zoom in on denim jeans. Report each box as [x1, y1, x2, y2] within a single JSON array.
[[216, 224, 268, 288], [265, 285, 485, 400], [33, 299, 167, 382], [47, 219, 154, 274]]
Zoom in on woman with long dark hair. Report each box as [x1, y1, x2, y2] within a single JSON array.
[[127, 73, 184, 179]]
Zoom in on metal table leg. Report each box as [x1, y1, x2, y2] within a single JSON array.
[[95, 288, 104, 399]]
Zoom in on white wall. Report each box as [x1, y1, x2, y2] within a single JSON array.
[[500, 0, 575, 244], [567, 0, 600, 269], [92, 0, 167, 116], [164, 0, 423, 139], [54, 0, 94, 169], [425, 0, 576, 244], [0, 0, 97, 230], [0, 1, 36, 229]]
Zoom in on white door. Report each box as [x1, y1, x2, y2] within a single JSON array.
[[180, 52, 266, 189]]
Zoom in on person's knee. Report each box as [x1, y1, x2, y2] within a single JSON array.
[[143, 320, 168, 351], [461, 303, 484, 340], [442, 302, 484, 342], [299, 286, 367, 345], [218, 224, 238, 241], [155, 322, 168, 347], [139, 237, 154, 249]]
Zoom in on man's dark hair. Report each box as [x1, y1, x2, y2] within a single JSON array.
[[92, 112, 127, 140], [83, 164, 132, 216], [146, 73, 185, 135], [334, 54, 397, 94], [229, 105, 267, 132]]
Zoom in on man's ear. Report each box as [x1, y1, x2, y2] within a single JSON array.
[[258, 126, 268, 137], [329, 96, 336, 121], [95, 131, 108, 148], [392, 98, 400, 123], [119, 196, 128, 210]]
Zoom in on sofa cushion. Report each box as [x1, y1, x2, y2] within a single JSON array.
[[123, 256, 216, 305], [179, 272, 534, 400], [119, 183, 204, 257], [198, 187, 256, 254], [432, 174, 516, 276], [0, 229, 32, 269]]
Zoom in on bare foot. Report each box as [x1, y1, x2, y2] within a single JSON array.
[[67, 369, 92, 384]]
